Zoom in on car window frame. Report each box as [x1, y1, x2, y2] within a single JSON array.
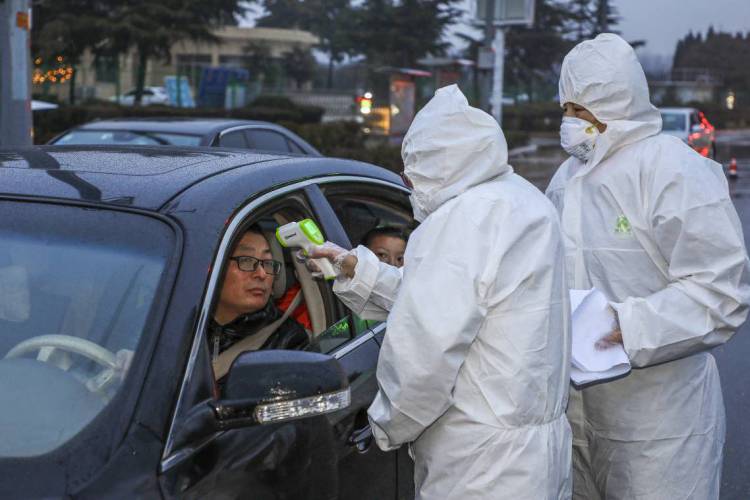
[[316, 180, 413, 341], [161, 175, 405, 465], [215, 125, 313, 156]]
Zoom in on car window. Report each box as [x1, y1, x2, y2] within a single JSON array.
[[287, 139, 306, 154], [207, 191, 352, 377], [322, 182, 414, 335], [53, 130, 163, 145], [150, 133, 202, 146], [0, 201, 174, 458], [690, 112, 700, 127], [660, 112, 686, 131], [245, 129, 291, 153], [218, 131, 248, 148]]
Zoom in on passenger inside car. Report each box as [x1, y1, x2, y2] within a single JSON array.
[[209, 224, 310, 379], [362, 226, 408, 267]]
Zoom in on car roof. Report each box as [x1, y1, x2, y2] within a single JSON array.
[[0, 146, 400, 211], [75, 118, 287, 136]]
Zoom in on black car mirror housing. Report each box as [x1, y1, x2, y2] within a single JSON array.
[[214, 350, 350, 429]]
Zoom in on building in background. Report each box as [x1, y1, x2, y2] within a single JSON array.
[[37, 26, 318, 104]]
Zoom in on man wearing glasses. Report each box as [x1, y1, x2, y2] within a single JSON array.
[[208, 225, 309, 364]]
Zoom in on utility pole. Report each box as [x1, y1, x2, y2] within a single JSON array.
[[0, 0, 33, 146], [491, 27, 505, 126], [480, 0, 495, 114], [480, 0, 506, 126]]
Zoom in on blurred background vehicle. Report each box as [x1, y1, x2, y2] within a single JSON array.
[[660, 107, 717, 158], [31, 100, 58, 111], [49, 118, 321, 156], [109, 87, 170, 106]]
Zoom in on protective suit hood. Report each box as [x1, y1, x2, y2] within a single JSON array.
[[559, 33, 662, 167], [402, 85, 511, 220]]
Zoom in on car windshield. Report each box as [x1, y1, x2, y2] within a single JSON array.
[[0, 201, 174, 458], [660, 112, 686, 131], [53, 129, 202, 146]]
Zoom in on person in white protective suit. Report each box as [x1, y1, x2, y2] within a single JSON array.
[[310, 84, 572, 499], [546, 33, 750, 499]]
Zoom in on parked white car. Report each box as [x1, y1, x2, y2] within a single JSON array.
[[110, 86, 170, 106], [660, 107, 717, 158]]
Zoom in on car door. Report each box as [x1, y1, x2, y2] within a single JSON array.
[[314, 178, 417, 500], [159, 181, 398, 500]]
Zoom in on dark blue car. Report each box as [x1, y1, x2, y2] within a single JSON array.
[[49, 118, 321, 156], [0, 146, 415, 499]]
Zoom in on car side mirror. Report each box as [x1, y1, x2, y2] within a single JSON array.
[[213, 350, 350, 429], [691, 124, 703, 133]]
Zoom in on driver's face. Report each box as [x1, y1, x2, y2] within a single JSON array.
[[216, 232, 274, 324]]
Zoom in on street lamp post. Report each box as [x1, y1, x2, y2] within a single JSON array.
[[0, 0, 33, 146]]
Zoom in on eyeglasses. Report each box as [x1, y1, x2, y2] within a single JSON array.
[[229, 256, 282, 275], [399, 171, 414, 189]]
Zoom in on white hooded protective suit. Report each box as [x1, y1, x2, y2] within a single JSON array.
[[334, 85, 572, 499], [546, 34, 750, 499]]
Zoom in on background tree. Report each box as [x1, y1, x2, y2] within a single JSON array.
[[350, 0, 460, 68], [32, 0, 108, 104], [456, 32, 483, 105], [255, 0, 356, 88], [103, 0, 246, 105], [254, 0, 307, 28], [283, 47, 317, 89], [503, 0, 579, 101], [568, 0, 620, 40], [591, 0, 619, 35], [673, 28, 750, 100]]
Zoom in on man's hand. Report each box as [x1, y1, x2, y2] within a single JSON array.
[[299, 242, 358, 279]]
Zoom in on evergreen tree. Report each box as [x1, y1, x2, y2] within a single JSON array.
[[672, 28, 750, 99], [570, 0, 620, 40], [351, 0, 461, 68], [32, 0, 109, 104], [103, 0, 246, 105], [503, 0, 579, 101], [255, 0, 356, 88]]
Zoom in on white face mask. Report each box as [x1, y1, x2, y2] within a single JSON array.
[[560, 116, 600, 162]]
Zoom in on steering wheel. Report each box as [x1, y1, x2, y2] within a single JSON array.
[[5, 335, 119, 394]]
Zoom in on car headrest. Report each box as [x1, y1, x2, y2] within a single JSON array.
[[263, 230, 287, 300]]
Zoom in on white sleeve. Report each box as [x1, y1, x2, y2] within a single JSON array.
[[367, 202, 494, 450], [332, 245, 403, 321], [612, 161, 750, 367]]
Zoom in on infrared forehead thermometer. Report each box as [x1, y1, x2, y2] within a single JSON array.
[[276, 219, 337, 280]]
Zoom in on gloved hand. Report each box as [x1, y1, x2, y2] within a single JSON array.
[[296, 241, 358, 279]]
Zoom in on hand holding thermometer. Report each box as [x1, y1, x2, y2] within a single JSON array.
[[276, 219, 338, 280]]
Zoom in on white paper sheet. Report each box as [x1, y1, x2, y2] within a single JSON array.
[[569, 288, 631, 386]]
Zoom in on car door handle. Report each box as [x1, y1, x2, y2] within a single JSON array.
[[347, 424, 373, 454]]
